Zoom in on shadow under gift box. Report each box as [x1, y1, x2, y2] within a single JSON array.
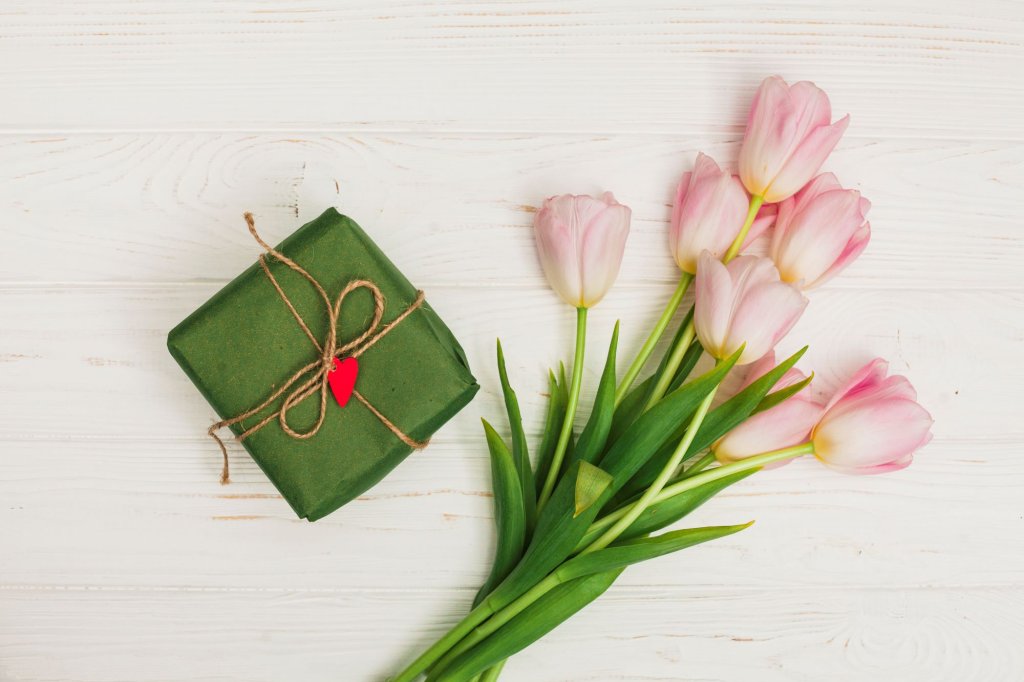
[[167, 208, 479, 521]]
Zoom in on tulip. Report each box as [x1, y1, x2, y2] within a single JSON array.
[[770, 173, 871, 288], [694, 252, 808, 365], [713, 352, 823, 465], [812, 358, 933, 474], [534, 192, 631, 309], [670, 154, 776, 274], [739, 76, 850, 203], [533, 192, 630, 508]]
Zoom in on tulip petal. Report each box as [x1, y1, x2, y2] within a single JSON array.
[[714, 398, 823, 464], [810, 222, 870, 288], [764, 115, 850, 203], [813, 398, 933, 472], [694, 251, 735, 359], [728, 276, 808, 364]]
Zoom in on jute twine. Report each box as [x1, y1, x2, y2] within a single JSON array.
[[208, 213, 428, 484]]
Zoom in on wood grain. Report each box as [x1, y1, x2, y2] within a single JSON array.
[[2, 1, 1023, 680], [0, 133, 1020, 289], [0, 2, 1021, 138], [1, 586, 1021, 682]]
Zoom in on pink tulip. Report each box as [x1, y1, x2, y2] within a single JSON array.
[[694, 252, 808, 366], [534, 192, 632, 308], [670, 154, 773, 274], [671, 154, 777, 274], [739, 76, 850, 203], [713, 352, 823, 465], [770, 174, 871, 288], [812, 359, 933, 474]]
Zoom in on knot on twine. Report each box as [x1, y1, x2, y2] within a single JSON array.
[[208, 212, 429, 484]]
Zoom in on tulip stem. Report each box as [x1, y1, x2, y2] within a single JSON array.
[[642, 318, 697, 412], [391, 600, 498, 682], [683, 452, 716, 478], [614, 273, 692, 407], [584, 384, 720, 554], [538, 306, 588, 511], [585, 442, 815, 538], [723, 195, 765, 263]]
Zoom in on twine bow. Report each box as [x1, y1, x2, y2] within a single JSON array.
[[209, 213, 428, 484]]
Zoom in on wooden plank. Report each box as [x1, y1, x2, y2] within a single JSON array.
[[0, 2, 1021, 137], [0, 438, 1019, 591], [0, 133, 1020, 289], [1, 585, 1021, 681], [0, 284, 1013, 439]]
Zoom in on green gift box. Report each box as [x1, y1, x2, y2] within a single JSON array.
[[168, 208, 479, 521]]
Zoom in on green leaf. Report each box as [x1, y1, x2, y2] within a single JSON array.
[[571, 322, 620, 465], [578, 469, 757, 548], [496, 340, 536, 532], [432, 569, 623, 682], [607, 373, 653, 445], [473, 420, 527, 608], [753, 372, 813, 414], [617, 346, 807, 500], [557, 523, 752, 584], [433, 524, 753, 681], [532, 369, 566, 499], [481, 351, 740, 616], [574, 461, 613, 518], [665, 338, 705, 394]]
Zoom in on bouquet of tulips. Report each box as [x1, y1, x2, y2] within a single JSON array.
[[391, 76, 933, 682]]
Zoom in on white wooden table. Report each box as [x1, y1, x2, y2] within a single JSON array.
[[2, 2, 1022, 680]]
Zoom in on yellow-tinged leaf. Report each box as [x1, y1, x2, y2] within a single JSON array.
[[574, 461, 613, 518]]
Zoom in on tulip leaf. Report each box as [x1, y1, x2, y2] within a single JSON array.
[[617, 346, 807, 500], [473, 420, 527, 608], [574, 461, 613, 518], [666, 338, 705, 394], [754, 372, 813, 414], [431, 569, 624, 682], [481, 350, 741, 616], [607, 373, 654, 445], [433, 524, 752, 682], [577, 469, 757, 548], [557, 523, 752, 584], [496, 340, 536, 532], [532, 369, 567, 498], [571, 322, 620, 466]]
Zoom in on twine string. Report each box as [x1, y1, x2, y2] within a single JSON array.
[[208, 213, 428, 484]]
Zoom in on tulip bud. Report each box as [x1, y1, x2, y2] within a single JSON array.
[[770, 174, 871, 288], [534, 192, 632, 308], [694, 252, 808, 366], [812, 359, 933, 474], [739, 76, 850, 203], [713, 352, 823, 465]]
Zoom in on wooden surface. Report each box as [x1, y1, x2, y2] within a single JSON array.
[[2, 2, 1022, 681]]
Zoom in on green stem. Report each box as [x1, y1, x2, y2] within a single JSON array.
[[479, 661, 506, 682], [642, 320, 696, 412], [392, 601, 497, 682], [537, 306, 587, 510], [430, 573, 563, 677], [583, 385, 719, 554], [642, 194, 765, 412], [431, 442, 816, 679], [683, 452, 716, 478], [722, 195, 765, 263], [585, 442, 814, 538], [614, 273, 692, 407]]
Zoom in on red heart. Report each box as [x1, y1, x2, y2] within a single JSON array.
[[327, 356, 359, 408]]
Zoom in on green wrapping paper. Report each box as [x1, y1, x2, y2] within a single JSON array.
[[168, 208, 479, 521]]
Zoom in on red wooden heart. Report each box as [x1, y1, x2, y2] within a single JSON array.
[[327, 356, 359, 408]]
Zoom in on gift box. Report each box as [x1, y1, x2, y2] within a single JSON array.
[[168, 208, 479, 521]]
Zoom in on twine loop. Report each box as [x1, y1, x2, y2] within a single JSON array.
[[208, 213, 428, 484]]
